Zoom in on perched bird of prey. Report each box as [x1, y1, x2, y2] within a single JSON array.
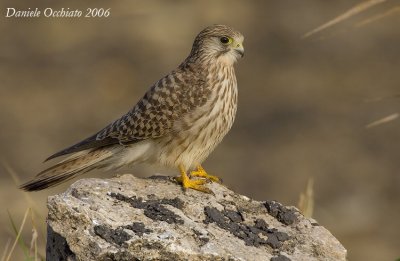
[[20, 24, 244, 193]]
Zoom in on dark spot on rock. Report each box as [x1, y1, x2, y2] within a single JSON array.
[[70, 187, 90, 199], [224, 209, 244, 223], [104, 251, 139, 261], [159, 197, 184, 209], [46, 225, 76, 261], [199, 236, 209, 244], [192, 229, 210, 245], [266, 233, 281, 249], [204, 207, 290, 249], [148, 175, 171, 181], [124, 222, 152, 236], [204, 207, 229, 229], [265, 200, 298, 225], [275, 231, 290, 241], [109, 193, 184, 224], [142, 204, 183, 224], [270, 254, 291, 261], [70, 188, 79, 198], [254, 218, 269, 230], [311, 222, 320, 226], [147, 194, 157, 200], [94, 225, 132, 246], [88, 241, 101, 254]]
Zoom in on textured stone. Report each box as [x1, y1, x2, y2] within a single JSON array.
[[46, 174, 347, 261]]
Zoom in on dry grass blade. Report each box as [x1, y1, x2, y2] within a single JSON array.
[[2, 160, 46, 259], [366, 113, 399, 128], [29, 209, 39, 261], [303, 0, 387, 38], [30, 228, 39, 261], [5, 208, 30, 261], [355, 6, 400, 27], [1, 160, 41, 215], [1, 160, 22, 184], [298, 178, 314, 218], [1, 238, 11, 261]]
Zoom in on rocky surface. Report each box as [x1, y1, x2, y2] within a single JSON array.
[[46, 174, 347, 261]]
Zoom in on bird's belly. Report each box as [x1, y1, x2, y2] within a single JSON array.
[[155, 87, 237, 170]]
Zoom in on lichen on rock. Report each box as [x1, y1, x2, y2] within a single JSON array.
[[46, 174, 347, 261]]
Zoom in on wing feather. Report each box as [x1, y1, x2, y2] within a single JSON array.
[[46, 65, 210, 161], [97, 68, 209, 143]]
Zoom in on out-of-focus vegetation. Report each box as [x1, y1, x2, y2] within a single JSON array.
[[1, 1, 399, 260]]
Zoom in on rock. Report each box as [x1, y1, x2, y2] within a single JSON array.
[[46, 174, 347, 261]]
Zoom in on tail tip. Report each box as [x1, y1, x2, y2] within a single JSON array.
[[19, 180, 47, 192]]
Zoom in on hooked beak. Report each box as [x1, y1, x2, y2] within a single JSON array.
[[234, 43, 244, 58]]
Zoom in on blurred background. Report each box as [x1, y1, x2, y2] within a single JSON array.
[[1, 0, 399, 260]]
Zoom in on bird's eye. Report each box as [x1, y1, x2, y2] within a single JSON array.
[[220, 36, 231, 44]]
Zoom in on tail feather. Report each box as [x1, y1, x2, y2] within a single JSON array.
[[20, 148, 113, 191]]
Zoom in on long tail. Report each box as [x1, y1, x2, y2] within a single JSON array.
[[20, 148, 114, 191]]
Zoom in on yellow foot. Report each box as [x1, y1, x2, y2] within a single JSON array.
[[190, 165, 222, 183], [175, 165, 213, 194]]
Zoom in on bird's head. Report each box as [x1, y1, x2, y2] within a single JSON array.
[[189, 24, 244, 65]]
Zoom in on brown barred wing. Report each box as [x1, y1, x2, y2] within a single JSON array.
[[46, 68, 210, 161], [96, 69, 210, 144]]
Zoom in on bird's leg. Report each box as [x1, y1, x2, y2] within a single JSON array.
[[175, 164, 212, 193], [190, 165, 222, 183]]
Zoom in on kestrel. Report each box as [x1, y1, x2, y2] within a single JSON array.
[[21, 24, 244, 193]]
